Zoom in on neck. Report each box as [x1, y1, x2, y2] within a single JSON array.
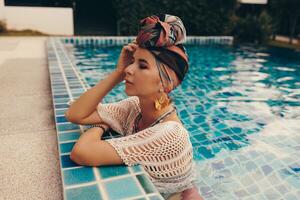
[[138, 96, 173, 127]]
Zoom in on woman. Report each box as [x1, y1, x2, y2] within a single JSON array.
[[65, 14, 203, 200]]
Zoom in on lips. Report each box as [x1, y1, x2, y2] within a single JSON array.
[[125, 79, 134, 84]]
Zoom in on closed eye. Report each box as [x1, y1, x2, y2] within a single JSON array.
[[138, 59, 148, 69], [139, 64, 148, 69]]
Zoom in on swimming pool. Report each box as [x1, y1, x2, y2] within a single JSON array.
[[65, 41, 300, 199]]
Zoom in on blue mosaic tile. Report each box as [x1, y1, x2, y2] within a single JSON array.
[[56, 116, 69, 123], [136, 174, 156, 194], [60, 142, 75, 154], [246, 183, 260, 194], [286, 176, 300, 189], [98, 165, 130, 179], [71, 88, 85, 93], [132, 165, 143, 173], [234, 189, 249, 198], [284, 193, 299, 200], [57, 123, 80, 132], [65, 184, 102, 200], [61, 155, 78, 168], [194, 134, 209, 142], [53, 89, 68, 94], [58, 131, 81, 142], [264, 187, 281, 199], [223, 141, 241, 151], [55, 103, 69, 109], [54, 98, 69, 104], [104, 177, 143, 199], [244, 161, 258, 171], [72, 93, 83, 98], [289, 163, 300, 173], [149, 196, 164, 200], [63, 167, 95, 185], [197, 146, 214, 159], [54, 94, 69, 98], [211, 161, 225, 171], [55, 109, 68, 116], [261, 165, 273, 176]]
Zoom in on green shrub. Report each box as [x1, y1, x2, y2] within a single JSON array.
[[112, 0, 237, 36], [258, 11, 273, 41], [231, 11, 273, 44]]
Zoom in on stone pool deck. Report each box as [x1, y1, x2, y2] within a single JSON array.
[[0, 36, 63, 199]]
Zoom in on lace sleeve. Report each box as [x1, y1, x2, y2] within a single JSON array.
[[104, 121, 190, 167], [96, 96, 139, 135]]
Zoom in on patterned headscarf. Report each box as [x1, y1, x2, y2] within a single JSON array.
[[135, 14, 189, 93]]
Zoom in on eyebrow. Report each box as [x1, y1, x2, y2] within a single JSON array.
[[138, 58, 149, 64]]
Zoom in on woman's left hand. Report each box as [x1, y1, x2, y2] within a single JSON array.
[[94, 123, 110, 132], [115, 41, 138, 77]]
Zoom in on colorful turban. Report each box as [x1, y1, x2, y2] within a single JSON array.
[[135, 14, 189, 93]]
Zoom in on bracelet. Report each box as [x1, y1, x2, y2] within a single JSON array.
[[88, 124, 108, 133]]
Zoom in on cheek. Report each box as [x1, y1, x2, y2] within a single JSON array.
[[136, 71, 160, 93]]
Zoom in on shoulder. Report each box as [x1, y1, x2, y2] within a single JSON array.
[[152, 121, 190, 139], [121, 96, 140, 113], [102, 96, 140, 111], [126, 96, 140, 106], [150, 121, 193, 154], [118, 96, 139, 106]]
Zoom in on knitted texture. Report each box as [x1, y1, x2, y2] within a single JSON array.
[[97, 96, 197, 194]]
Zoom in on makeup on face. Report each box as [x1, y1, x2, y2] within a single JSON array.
[[125, 48, 161, 92]]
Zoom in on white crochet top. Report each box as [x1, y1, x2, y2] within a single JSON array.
[[97, 96, 197, 194]]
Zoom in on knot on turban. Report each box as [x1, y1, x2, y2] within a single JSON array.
[[136, 14, 186, 47]]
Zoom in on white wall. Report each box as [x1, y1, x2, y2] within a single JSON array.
[[239, 0, 268, 4], [0, 0, 5, 19], [0, 0, 74, 35]]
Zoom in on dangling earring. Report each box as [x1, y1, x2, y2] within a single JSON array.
[[154, 88, 170, 111], [154, 88, 164, 111], [154, 95, 165, 111]]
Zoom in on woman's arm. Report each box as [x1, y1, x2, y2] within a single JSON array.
[[70, 127, 123, 166], [65, 41, 138, 124], [65, 70, 123, 123]]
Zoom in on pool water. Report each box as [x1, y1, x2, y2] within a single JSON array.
[[65, 43, 300, 199]]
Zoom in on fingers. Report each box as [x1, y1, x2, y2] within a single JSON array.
[[131, 39, 137, 44], [124, 45, 134, 51], [124, 41, 138, 51], [128, 43, 138, 50], [128, 42, 138, 48]]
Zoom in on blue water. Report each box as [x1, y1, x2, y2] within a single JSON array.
[[66, 44, 300, 199]]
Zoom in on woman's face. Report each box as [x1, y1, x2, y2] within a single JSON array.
[[124, 47, 162, 98]]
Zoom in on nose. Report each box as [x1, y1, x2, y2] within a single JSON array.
[[124, 63, 135, 75]]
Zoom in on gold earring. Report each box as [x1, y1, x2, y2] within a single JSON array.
[[154, 87, 165, 111], [154, 95, 165, 111]]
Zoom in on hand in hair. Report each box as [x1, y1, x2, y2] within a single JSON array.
[[115, 41, 138, 80]]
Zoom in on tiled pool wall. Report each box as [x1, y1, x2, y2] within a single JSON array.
[[47, 36, 233, 200], [61, 36, 234, 46]]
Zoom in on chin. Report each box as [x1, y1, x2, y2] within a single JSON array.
[[125, 88, 135, 96]]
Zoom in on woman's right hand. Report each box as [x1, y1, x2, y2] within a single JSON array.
[[115, 41, 138, 79]]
